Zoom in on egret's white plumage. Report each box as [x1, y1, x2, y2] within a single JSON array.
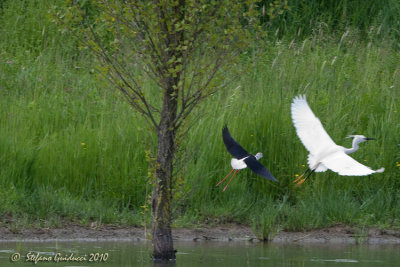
[[291, 95, 384, 184]]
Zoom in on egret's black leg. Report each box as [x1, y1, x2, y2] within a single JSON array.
[[304, 169, 315, 180]]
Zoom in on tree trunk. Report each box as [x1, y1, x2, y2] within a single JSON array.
[[151, 1, 184, 261], [151, 83, 177, 261]]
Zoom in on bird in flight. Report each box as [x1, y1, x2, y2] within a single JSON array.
[[291, 95, 384, 186], [217, 126, 278, 191]]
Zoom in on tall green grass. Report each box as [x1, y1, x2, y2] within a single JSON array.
[[179, 34, 400, 235], [1, 0, 399, 237], [263, 0, 400, 42]]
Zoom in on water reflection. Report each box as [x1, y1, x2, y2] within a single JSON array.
[[0, 240, 399, 266], [153, 260, 176, 267]]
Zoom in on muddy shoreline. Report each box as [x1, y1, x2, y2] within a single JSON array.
[[1, 224, 400, 245]]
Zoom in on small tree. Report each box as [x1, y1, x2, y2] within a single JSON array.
[[55, 0, 282, 261]]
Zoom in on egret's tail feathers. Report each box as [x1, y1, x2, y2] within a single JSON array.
[[375, 167, 385, 173], [308, 155, 327, 172]]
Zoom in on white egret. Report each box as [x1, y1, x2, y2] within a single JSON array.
[[291, 95, 384, 185], [217, 126, 278, 191]]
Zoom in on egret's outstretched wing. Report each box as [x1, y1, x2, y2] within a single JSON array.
[[222, 126, 249, 159], [321, 151, 385, 176], [244, 156, 279, 182], [291, 95, 336, 154]]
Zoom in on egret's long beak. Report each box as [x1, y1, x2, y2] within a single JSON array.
[[365, 137, 376, 141]]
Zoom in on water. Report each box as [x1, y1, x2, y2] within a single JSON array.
[[1, 241, 400, 266]]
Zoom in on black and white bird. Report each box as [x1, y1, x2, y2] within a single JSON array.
[[217, 126, 278, 191], [291, 95, 384, 185]]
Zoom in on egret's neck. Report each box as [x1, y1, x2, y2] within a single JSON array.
[[344, 139, 360, 154]]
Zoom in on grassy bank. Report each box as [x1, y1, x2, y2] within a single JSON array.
[[0, 1, 399, 239]]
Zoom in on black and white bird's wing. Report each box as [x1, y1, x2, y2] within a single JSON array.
[[321, 151, 385, 176], [291, 95, 337, 155], [244, 156, 279, 182], [222, 126, 249, 159]]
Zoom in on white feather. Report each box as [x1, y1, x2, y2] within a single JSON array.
[[291, 95, 336, 155], [321, 151, 384, 176], [291, 95, 384, 176], [231, 157, 248, 170]]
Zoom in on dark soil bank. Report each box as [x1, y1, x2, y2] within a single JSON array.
[[1, 224, 400, 245]]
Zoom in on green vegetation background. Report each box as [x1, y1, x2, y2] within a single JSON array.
[[0, 0, 399, 239]]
